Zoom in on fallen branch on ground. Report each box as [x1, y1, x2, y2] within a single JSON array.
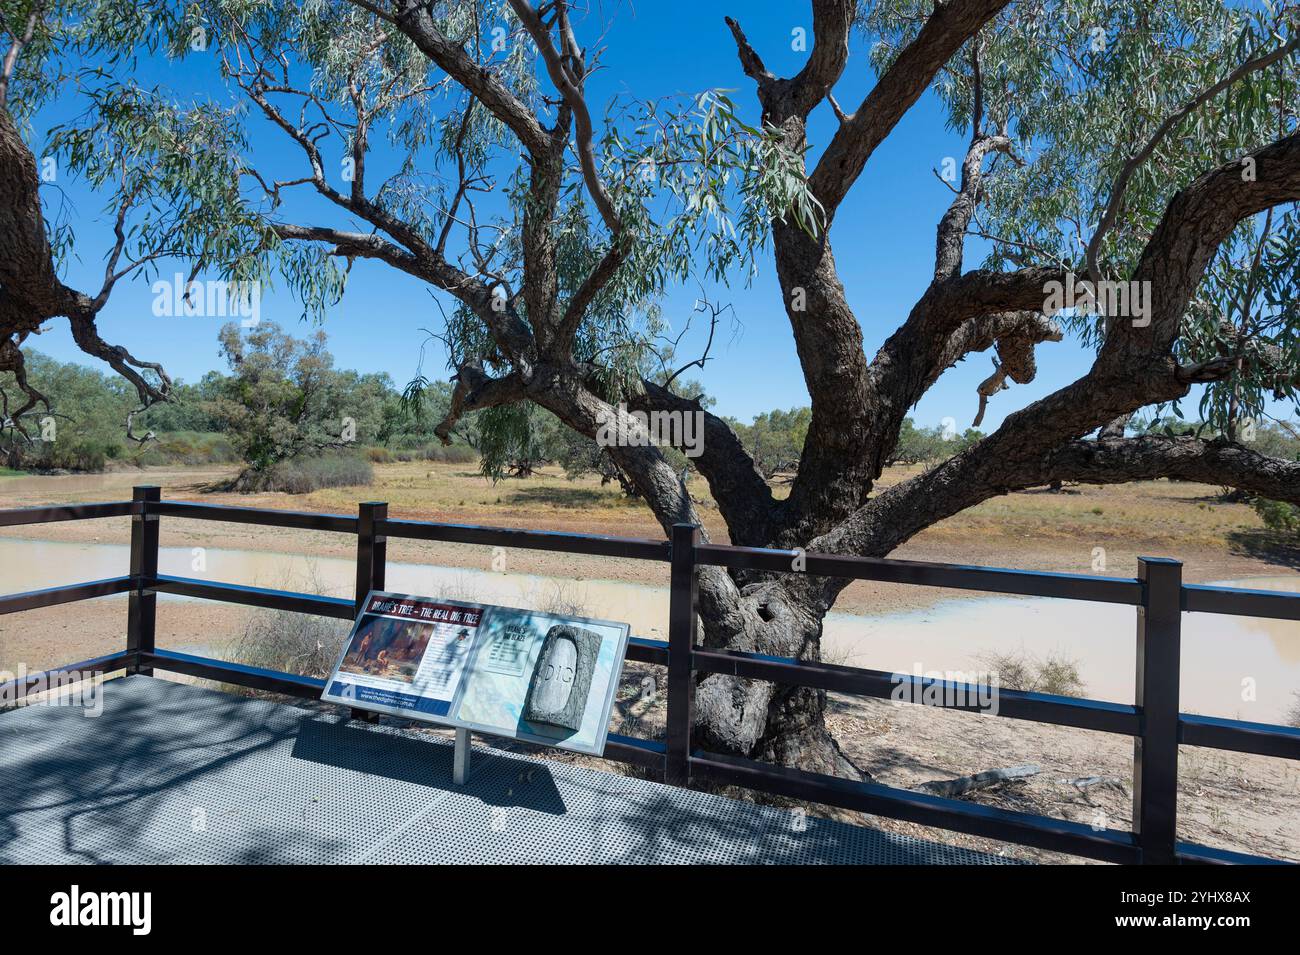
[[916, 764, 1041, 798], [1067, 775, 1129, 799]]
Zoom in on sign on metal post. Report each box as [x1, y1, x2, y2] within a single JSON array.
[[322, 591, 632, 769]]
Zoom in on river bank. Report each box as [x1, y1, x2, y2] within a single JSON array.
[[1, 461, 1296, 619]]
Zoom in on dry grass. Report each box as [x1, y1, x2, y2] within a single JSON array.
[[976, 648, 1087, 697], [0, 459, 1282, 554]]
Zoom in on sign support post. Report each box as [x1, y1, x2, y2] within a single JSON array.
[[453, 727, 471, 785]]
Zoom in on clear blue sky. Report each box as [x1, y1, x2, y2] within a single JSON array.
[[27, 2, 1237, 431]]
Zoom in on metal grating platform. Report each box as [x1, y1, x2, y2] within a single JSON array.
[[0, 675, 1014, 864]]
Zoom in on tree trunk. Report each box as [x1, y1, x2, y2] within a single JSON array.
[[753, 684, 863, 777], [692, 570, 866, 780]]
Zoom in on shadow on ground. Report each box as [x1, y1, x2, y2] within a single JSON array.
[[0, 676, 1015, 864], [1226, 530, 1300, 572]]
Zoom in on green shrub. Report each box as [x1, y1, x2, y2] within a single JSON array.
[[26, 439, 113, 472], [1253, 497, 1300, 533], [427, 443, 477, 463], [136, 431, 240, 466], [231, 453, 374, 493], [387, 443, 477, 464]]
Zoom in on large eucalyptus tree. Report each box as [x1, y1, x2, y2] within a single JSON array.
[[3, 0, 1299, 773]]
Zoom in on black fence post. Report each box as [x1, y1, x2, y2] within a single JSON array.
[[351, 501, 387, 721], [1133, 556, 1182, 864], [666, 523, 700, 786], [127, 485, 161, 675], [355, 501, 388, 614]]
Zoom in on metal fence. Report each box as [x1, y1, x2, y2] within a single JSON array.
[[2, 484, 1298, 865]]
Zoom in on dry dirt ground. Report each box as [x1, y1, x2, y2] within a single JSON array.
[[2, 462, 1298, 863]]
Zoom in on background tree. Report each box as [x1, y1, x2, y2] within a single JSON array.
[[729, 407, 812, 479], [5, 0, 1300, 777], [209, 321, 385, 488], [0, 350, 136, 469], [886, 418, 984, 467]]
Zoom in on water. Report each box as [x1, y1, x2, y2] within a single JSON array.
[[822, 581, 1300, 724], [0, 537, 672, 638], [2, 536, 1296, 724]]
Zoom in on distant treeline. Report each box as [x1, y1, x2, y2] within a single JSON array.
[[0, 322, 477, 490], [4, 324, 1297, 527]]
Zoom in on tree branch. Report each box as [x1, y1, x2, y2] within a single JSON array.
[[632, 381, 778, 545], [388, 1, 552, 159], [811, 127, 1300, 577], [725, 0, 853, 122], [0, 0, 41, 106], [433, 362, 525, 443], [1040, 435, 1300, 503], [809, 0, 1010, 217], [509, 0, 618, 233], [934, 132, 1014, 280], [1085, 36, 1300, 288]]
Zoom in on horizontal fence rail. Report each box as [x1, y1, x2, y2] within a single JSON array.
[[0, 650, 137, 701], [695, 543, 1146, 604], [152, 500, 359, 534], [1182, 582, 1300, 621], [690, 646, 1142, 736], [1, 486, 1297, 866], [378, 517, 672, 561], [151, 575, 357, 620], [0, 500, 139, 528], [1178, 713, 1300, 761], [0, 576, 134, 615]]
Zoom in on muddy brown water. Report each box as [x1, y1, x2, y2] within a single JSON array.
[[1, 536, 1297, 724]]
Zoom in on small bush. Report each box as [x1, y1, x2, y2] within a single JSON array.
[[978, 648, 1087, 697], [429, 444, 478, 463], [522, 579, 591, 617], [365, 446, 392, 463], [1253, 497, 1300, 533], [230, 453, 374, 494], [137, 431, 239, 466], [228, 607, 350, 682], [23, 439, 113, 472], [223, 565, 350, 692], [387, 443, 478, 464]]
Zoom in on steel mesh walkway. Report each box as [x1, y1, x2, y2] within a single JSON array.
[[0, 675, 1014, 864]]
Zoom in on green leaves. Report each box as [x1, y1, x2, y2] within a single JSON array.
[[596, 89, 823, 294], [48, 82, 261, 280], [1180, 207, 1300, 433], [873, 0, 1299, 425]]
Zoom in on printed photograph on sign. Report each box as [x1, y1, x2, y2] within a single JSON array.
[[451, 608, 629, 754], [339, 617, 443, 682], [322, 595, 486, 719]]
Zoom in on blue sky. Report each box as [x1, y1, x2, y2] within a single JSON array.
[[25, 2, 1231, 431]]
